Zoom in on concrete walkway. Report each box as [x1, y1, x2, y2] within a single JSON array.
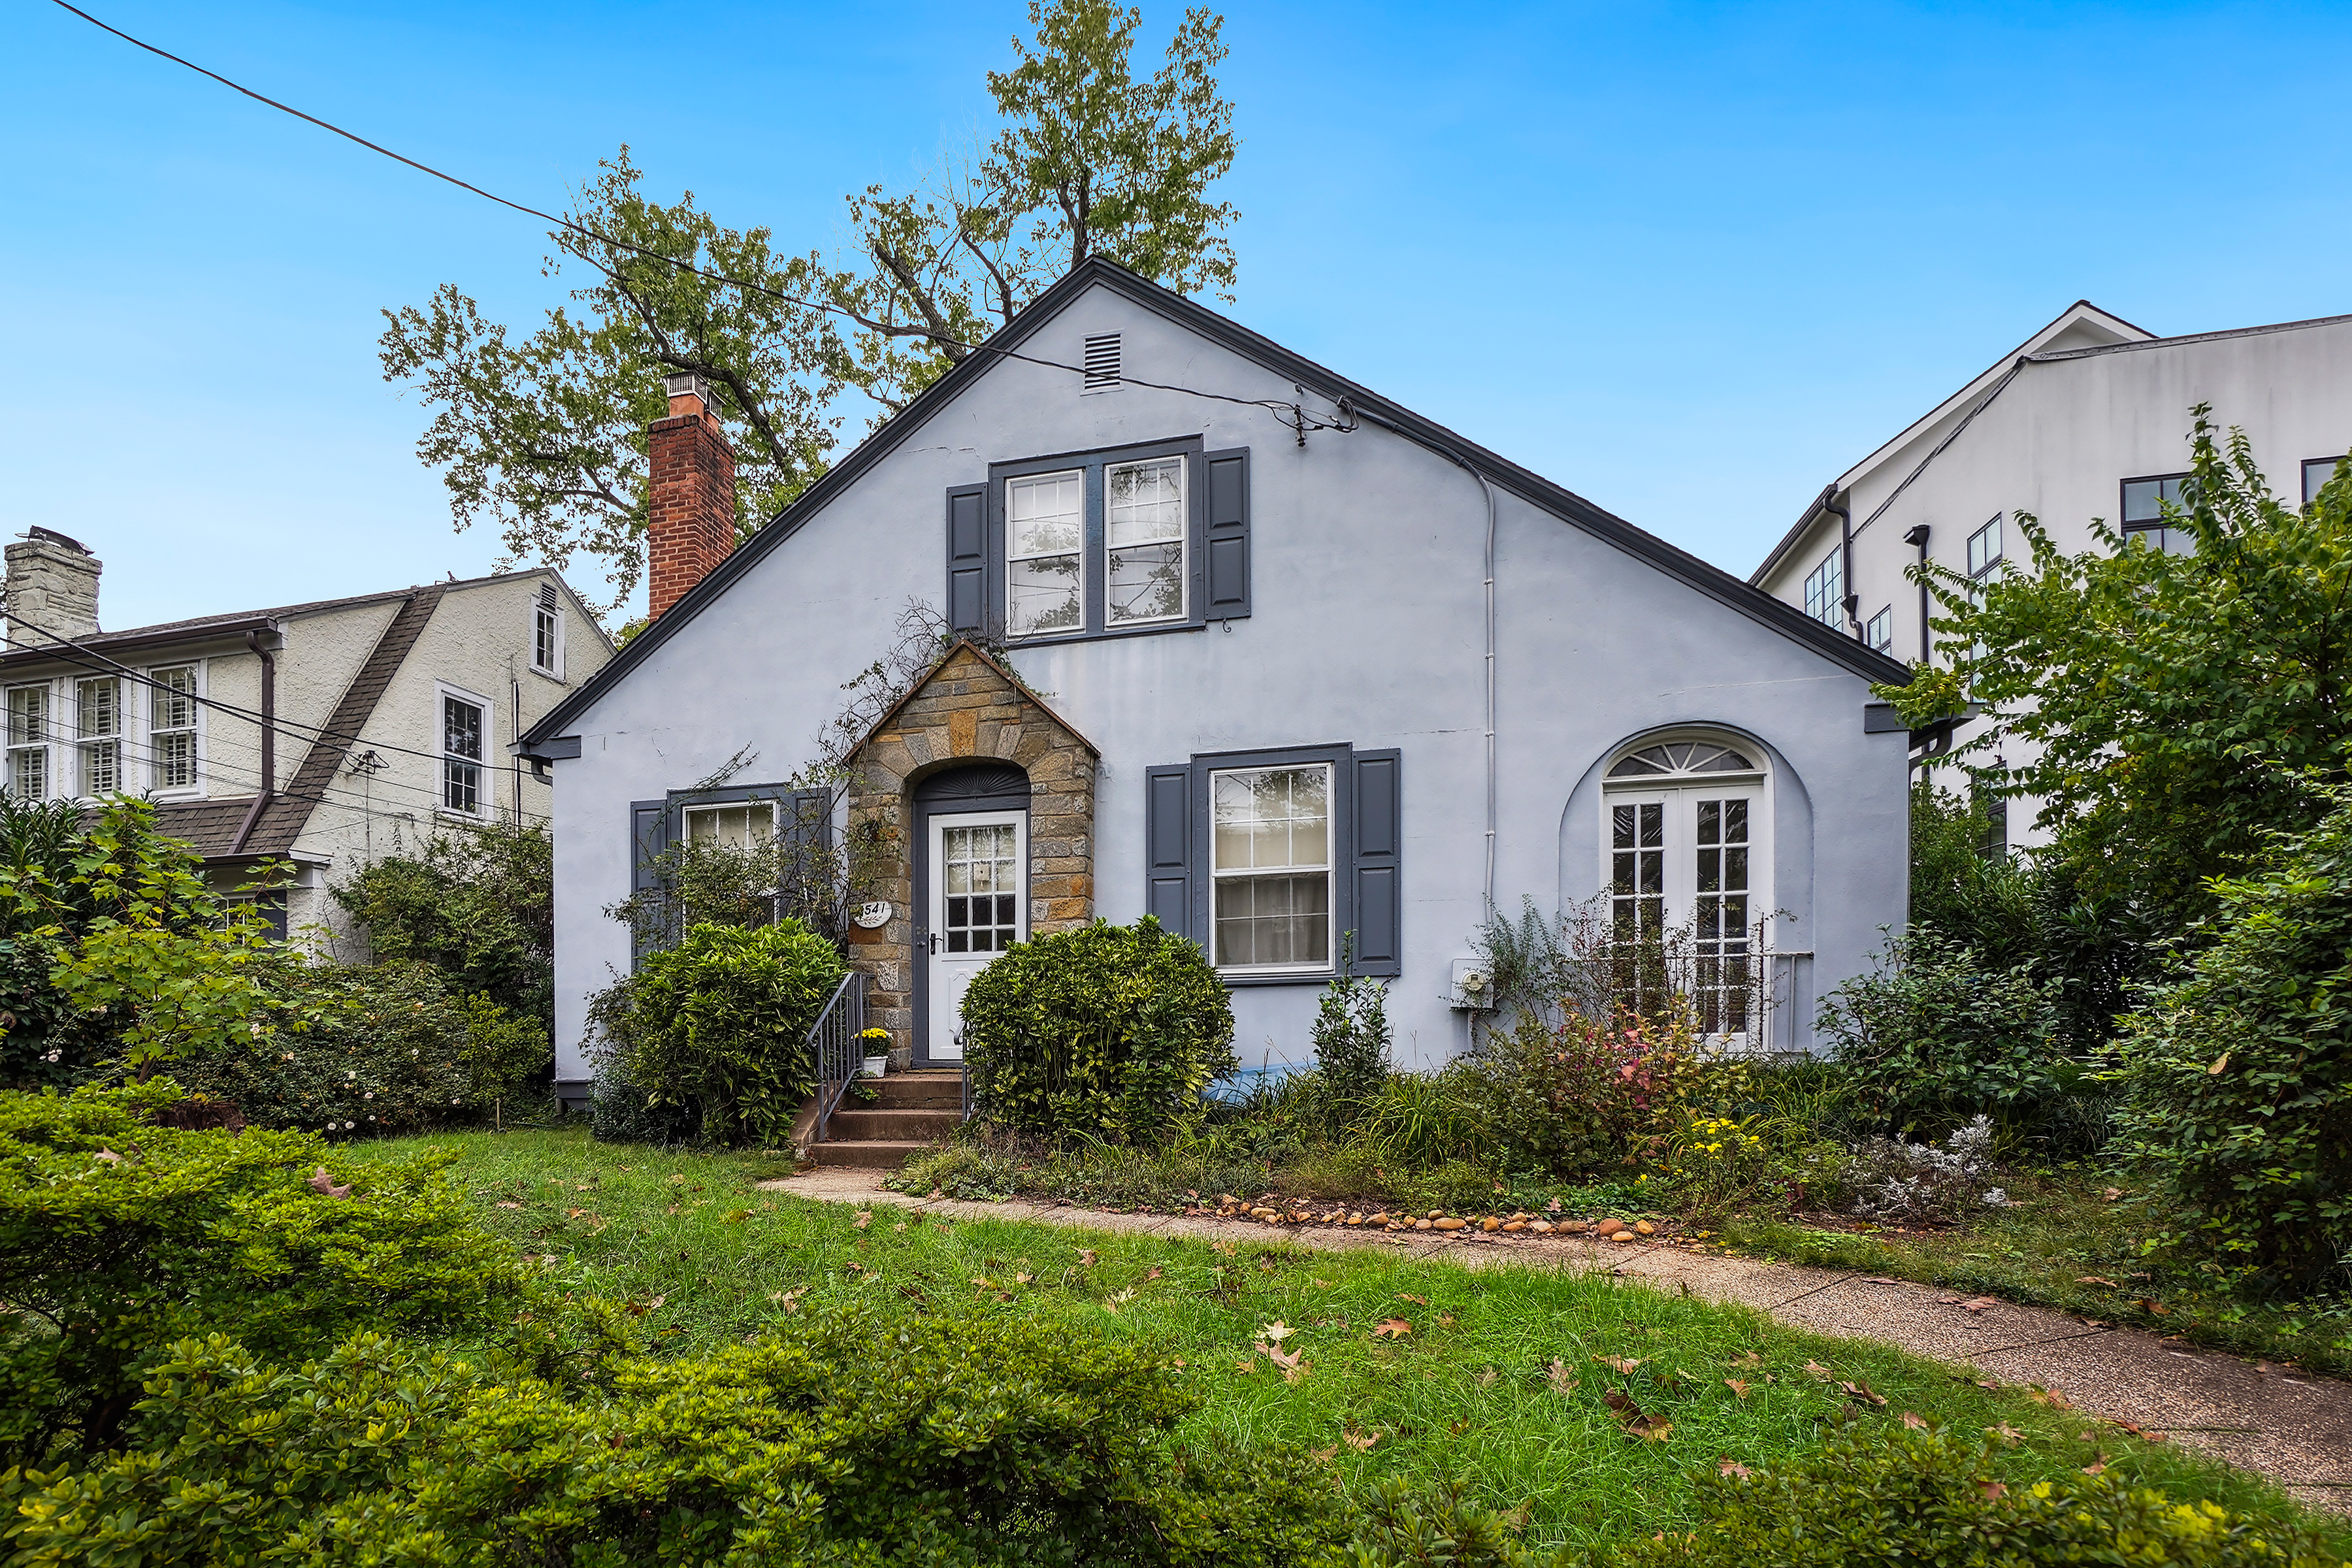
[[762, 1166, 2352, 1513]]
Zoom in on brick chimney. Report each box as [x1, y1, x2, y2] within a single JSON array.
[[5, 527, 102, 649], [645, 371, 736, 621]]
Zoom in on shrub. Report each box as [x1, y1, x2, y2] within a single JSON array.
[[166, 961, 550, 1136], [586, 919, 846, 1147], [331, 817, 555, 1026], [1311, 943, 1392, 1128], [1354, 1068, 1482, 1167], [1615, 1431, 2346, 1567], [4, 1311, 1352, 1567], [963, 916, 1236, 1145], [1452, 1010, 1739, 1181], [1816, 926, 2080, 1143], [2104, 788, 2352, 1288], [0, 1080, 526, 1462], [1846, 1115, 2011, 1224]]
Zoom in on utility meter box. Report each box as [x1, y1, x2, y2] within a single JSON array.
[[1447, 958, 1494, 1011]]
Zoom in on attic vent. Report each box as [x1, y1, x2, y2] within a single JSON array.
[[1082, 333, 1121, 393], [538, 583, 558, 610]]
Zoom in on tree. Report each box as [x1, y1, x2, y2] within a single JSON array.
[[1885, 409, 2352, 931], [331, 819, 555, 1028], [380, 1, 1237, 617]]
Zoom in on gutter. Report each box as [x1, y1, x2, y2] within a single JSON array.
[[226, 625, 282, 855]]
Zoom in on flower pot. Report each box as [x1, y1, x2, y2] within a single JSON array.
[[862, 1054, 889, 1079]]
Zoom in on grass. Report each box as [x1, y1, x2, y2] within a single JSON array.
[[1722, 1163, 2352, 1380], [365, 1124, 2349, 1556]]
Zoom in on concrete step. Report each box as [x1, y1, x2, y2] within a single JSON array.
[[824, 1105, 962, 1140], [868, 1072, 963, 1109], [809, 1138, 933, 1170]]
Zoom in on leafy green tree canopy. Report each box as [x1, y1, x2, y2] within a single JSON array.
[[380, 0, 1237, 616], [1884, 410, 2352, 926]]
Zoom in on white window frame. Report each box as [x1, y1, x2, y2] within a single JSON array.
[[1802, 548, 1843, 629], [681, 798, 779, 849], [531, 593, 564, 680], [5, 681, 52, 802], [1208, 760, 1335, 975], [1598, 733, 1776, 1042], [1004, 468, 1088, 640], [1103, 455, 1188, 627], [74, 676, 123, 798], [146, 661, 204, 797], [436, 681, 493, 819]]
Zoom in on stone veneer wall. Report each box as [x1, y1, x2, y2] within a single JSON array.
[[845, 644, 1098, 1059]]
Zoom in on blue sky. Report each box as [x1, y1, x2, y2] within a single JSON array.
[[6, 1, 2349, 630]]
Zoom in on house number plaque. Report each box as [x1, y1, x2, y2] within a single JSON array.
[[853, 901, 892, 929]]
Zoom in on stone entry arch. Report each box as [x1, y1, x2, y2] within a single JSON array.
[[844, 642, 1098, 1062]]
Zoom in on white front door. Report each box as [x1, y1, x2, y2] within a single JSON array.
[[926, 810, 1028, 1061], [1606, 785, 1769, 1044]]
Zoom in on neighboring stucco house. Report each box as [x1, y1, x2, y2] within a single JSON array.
[[1751, 301, 2352, 851], [0, 527, 612, 936], [524, 257, 1914, 1109]]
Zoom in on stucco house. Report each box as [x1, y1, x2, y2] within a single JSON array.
[[0, 527, 611, 936], [1751, 301, 2352, 853], [523, 257, 1914, 1118]]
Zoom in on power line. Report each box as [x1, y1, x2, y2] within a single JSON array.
[[47, 1, 1347, 434]]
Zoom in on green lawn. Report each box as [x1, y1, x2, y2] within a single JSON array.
[[367, 1126, 2349, 1555], [1723, 1164, 2352, 1380]]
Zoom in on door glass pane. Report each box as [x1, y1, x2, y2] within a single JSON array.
[[1693, 796, 1754, 1036], [942, 823, 1021, 954]]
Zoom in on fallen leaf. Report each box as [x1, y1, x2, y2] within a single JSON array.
[[1438, 1313, 1457, 1328], [1013, 1272, 1033, 1285], [1730, 1351, 1763, 1369], [1961, 1297, 1999, 1314], [1313, 1277, 1335, 1288], [647, 1295, 666, 1309], [1397, 1293, 1428, 1305], [1978, 1480, 2008, 1500], [1602, 1390, 1672, 1442], [1145, 1265, 1164, 1281], [1233, 1358, 1258, 1374], [1803, 1360, 1833, 1379], [1723, 1378, 1751, 1399], [2082, 1457, 2108, 1476], [495, 1200, 522, 1209], [1548, 1359, 1579, 1396], [1595, 1354, 1645, 1375], [2114, 1420, 2168, 1443], [1901, 1411, 1927, 1429], [1343, 1426, 1381, 1451], [308, 1168, 351, 1200], [2102, 1187, 2123, 1202], [1475, 1367, 1499, 1387], [1987, 1424, 2023, 1444], [1266, 1343, 1307, 1383], [2206, 1051, 2230, 1076], [1308, 1445, 1338, 1463], [1105, 1287, 1137, 1311], [2023, 1387, 2074, 1410], [853, 1211, 872, 1230], [893, 1222, 907, 1233], [2076, 1276, 2119, 1287], [1716, 1458, 1753, 1478], [2134, 1298, 2171, 1316], [93, 1149, 123, 1165], [1976, 1379, 2001, 1391], [1372, 1318, 1413, 1340], [1838, 1380, 1887, 1408], [1258, 1320, 1297, 1345], [1079, 1249, 1098, 1268]]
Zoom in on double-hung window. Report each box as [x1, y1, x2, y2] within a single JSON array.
[[1211, 763, 1331, 971], [682, 799, 777, 849], [441, 692, 484, 815], [1005, 470, 1086, 638], [1802, 548, 1843, 629], [2120, 474, 2192, 555], [6, 685, 49, 800], [150, 666, 198, 790], [951, 437, 1250, 644], [532, 584, 562, 676], [76, 678, 121, 796]]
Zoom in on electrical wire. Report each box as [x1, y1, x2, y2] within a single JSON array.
[[48, 0, 1333, 432]]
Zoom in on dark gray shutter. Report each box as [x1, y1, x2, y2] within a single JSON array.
[[784, 788, 833, 850], [946, 483, 988, 634], [1203, 448, 1250, 620], [629, 798, 669, 964], [1144, 764, 1194, 944], [1349, 750, 1401, 975]]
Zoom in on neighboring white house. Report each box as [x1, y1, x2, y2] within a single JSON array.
[[1750, 302, 2352, 850], [524, 257, 1916, 1117], [0, 527, 612, 936]]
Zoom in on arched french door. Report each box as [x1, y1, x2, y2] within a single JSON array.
[[1600, 735, 1771, 1045]]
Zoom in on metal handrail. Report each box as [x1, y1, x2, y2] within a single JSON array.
[[809, 970, 867, 1145]]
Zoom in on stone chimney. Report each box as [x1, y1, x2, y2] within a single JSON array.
[[645, 371, 736, 621], [5, 527, 101, 648]]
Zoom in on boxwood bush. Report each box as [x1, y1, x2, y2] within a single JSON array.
[[587, 919, 847, 1147], [963, 916, 1235, 1145]]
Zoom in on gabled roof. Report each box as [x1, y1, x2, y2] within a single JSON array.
[[1748, 300, 2155, 587], [851, 637, 1100, 762], [527, 257, 1908, 749]]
